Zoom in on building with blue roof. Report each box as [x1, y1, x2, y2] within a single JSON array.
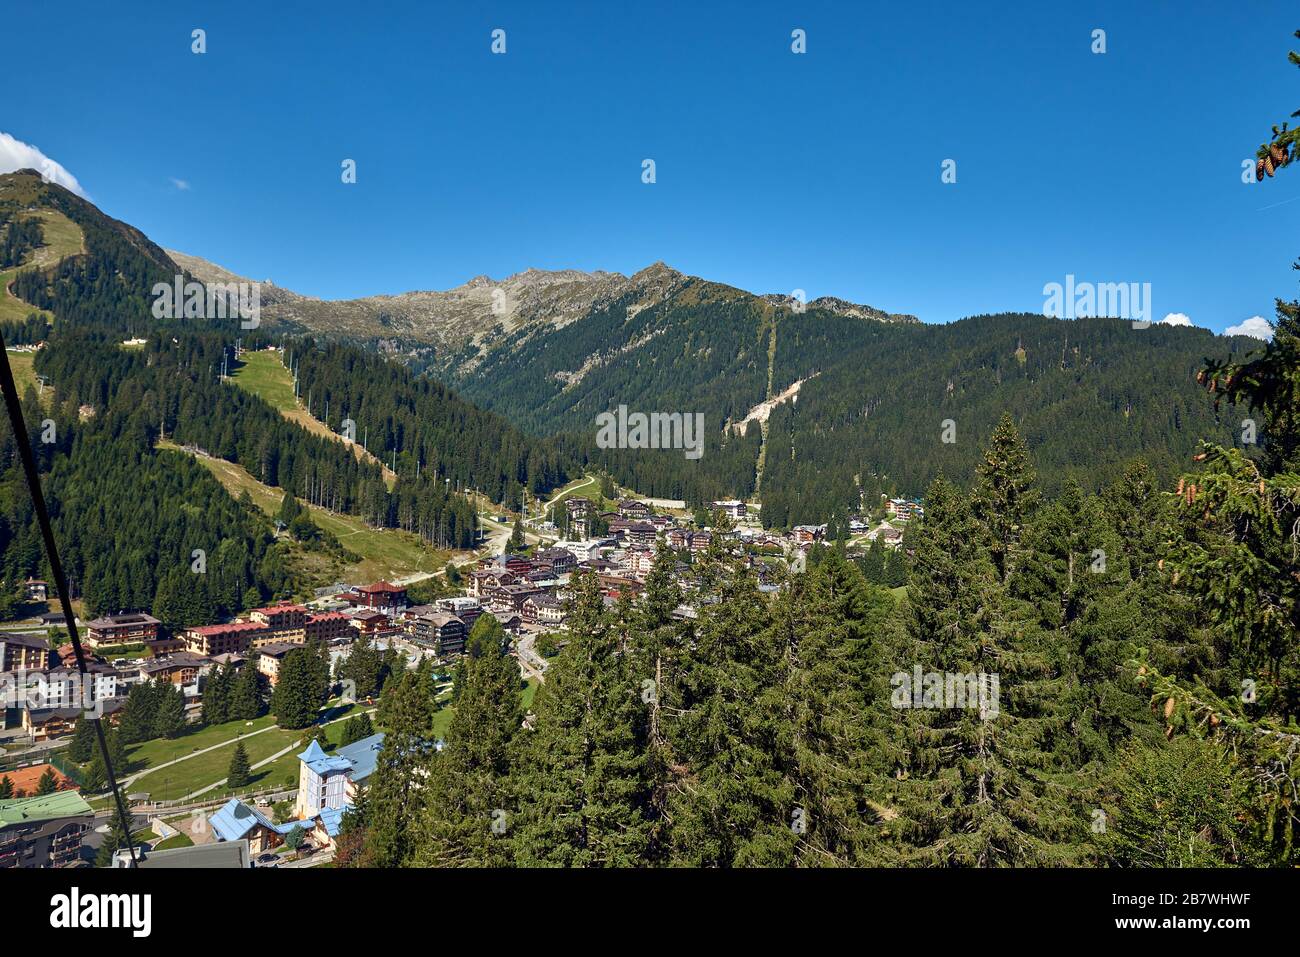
[[294, 732, 384, 819], [208, 798, 317, 855]]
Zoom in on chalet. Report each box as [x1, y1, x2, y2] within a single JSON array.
[[522, 593, 565, 626], [436, 596, 483, 629], [184, 621, 268, 657], [565, 497, 592, 517], [879, 526, 905, 548], [617, 499, 652, 519], [0, 790, 94, 868], [469, 567, 517, 598], [534, 547, 577, 576], [500, 554, 533, 576], [791, 525, 825, 545], [22, 697, 124, 742], [256, 642, 303, 687], [665, 528, 689, 550], [408, 612, 467, 658], [712, 500, 747, 519], [352, 581, 408, 615], [0, 633, 52, 673], [37, 612, 67, 628], [483, 606, 523, 633], [498, 583, 544, 613], [626, 522, 657, 547], [136, 652, 209, 687], [597, 574, 643, 600], [23, 579, 48, 602], [647, 514, 675, 532], [348, 609, 392, 637], [85, 612, 160, 650], [885, 498, 924, 522], [55, 644, 80, 669], [689, 531, 713, 552]]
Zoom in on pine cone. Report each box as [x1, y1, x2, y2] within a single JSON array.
[[1270, 143, 1287, 166], [1163, 697, 1175, 718], [1265, 154, 1276, 177], [1257, 158, 1267, 180]]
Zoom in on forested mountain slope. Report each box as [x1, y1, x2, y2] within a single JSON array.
[[0, 169, 1265, 529]]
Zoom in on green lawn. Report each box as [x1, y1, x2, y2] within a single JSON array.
[[125, 714, 279, 777], [153, 832, 194, 850]]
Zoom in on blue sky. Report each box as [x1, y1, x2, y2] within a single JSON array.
[[3, 0, 1296, 334]]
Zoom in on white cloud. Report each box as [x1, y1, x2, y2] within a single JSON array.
[[169, 177, 190, 191], [0, 132, 85, 197], [1160, 312, 1194, 327], [1224, 315, 1274, 341]]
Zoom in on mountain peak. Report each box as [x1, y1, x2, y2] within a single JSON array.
[[632, 261, 681, 282]]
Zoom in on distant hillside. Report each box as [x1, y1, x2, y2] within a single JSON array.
[[0, 169, 1265, 527]]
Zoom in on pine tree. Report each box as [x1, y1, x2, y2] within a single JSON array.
[[894, 475, 1079, 866], [972, 413, 1038, 584], [271, 648, 325, 729], [774, 552, 896, 866], [510, 570, 655, 866], [68, 715, 97, 763], [229, 662, 264, 720], [666, 568, 794, 866], [337, 632, 382, 699], [339, 712, 374, 747], [202, 664, 233, 726], [151, 683, 186, 738], [415, 615, 522, 866], [363, 660, 439, 867], [227, 741, 252, 790], [35, 767, 59, 795], [1096, 737, 1259, 866], [118, 682, 161, 745], [0, 776, 12, 799]]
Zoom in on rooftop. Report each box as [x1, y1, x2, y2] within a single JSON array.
[[0, 789, 93, 827], [188, 621, 269, 636], [86, 612, 160, 629]]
